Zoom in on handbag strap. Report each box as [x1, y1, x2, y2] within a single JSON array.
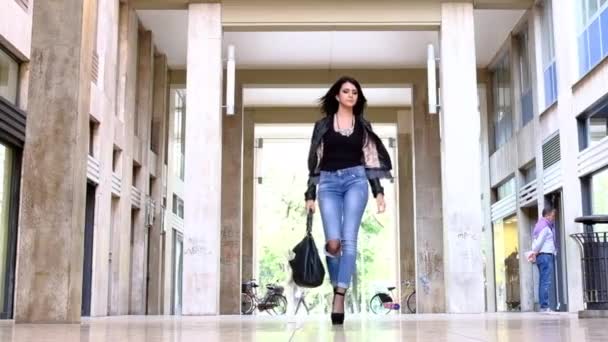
[[306, 211, 314, 235]]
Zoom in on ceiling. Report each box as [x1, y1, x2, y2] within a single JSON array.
[[137, 9, 524, 70]]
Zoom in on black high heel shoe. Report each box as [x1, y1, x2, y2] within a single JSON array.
[[331, 289, 346, 325]]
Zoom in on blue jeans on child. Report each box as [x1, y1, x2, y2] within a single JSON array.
[[318, 165, 369, 289]]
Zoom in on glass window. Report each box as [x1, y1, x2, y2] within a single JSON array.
[[172, 194, 184, 219], [541, 0, 557, 107], [517, 29, 533, 126], [584, 109, 608, 147], [0, 49, 18, 105], [577, 0, 608, 76], [497, 178, 516, 201], [591, 168, 608, 232], [492, 54, 513, 150], [589, 116, 608, 145], [0, 144, 14, 313], [173, 91, 186, 181], [522, 164, 536, 184]]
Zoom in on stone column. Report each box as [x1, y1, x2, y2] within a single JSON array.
[[183, 3, 223, 315], [439, 2, 484, 313], [14, 0, 96, 323]]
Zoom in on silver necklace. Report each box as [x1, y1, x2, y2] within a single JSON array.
[[335, 115, 355, 137]]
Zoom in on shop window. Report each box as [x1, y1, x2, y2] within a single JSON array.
[[493, 215, 521, 311]]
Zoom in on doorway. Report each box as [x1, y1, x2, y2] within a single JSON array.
[[171, 229, 183, 315], [81, 183, 97, 316], [544, 191, 569, 311], [0, 144, 19, 319], [252, 123, 399, 315]]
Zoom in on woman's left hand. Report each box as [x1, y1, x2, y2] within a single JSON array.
[[376, 194, 386, 213]]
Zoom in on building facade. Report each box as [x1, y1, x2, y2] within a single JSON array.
[[0, 0, 606, 322]]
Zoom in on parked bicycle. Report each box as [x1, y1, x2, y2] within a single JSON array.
[[241, 279, 288, 315], [369, 281, 416, 314]]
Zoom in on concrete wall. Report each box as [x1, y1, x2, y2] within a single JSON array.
[[0, 0, 32, 60], [88, 0, 120, 317], [478, 0, 608, 312], [86, 1, 169, 317]]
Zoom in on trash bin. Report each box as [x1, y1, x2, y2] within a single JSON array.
[[570, 215, 608, 314]]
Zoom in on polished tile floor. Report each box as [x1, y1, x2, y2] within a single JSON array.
[[1, 313, 607, 342]]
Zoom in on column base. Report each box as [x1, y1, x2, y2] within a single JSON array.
[[578, 310, 608, 319]]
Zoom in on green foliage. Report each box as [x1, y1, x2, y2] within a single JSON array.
[[255, 140, 398, 314]]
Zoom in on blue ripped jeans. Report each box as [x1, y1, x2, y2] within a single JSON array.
[[318, 166, 369, 289]]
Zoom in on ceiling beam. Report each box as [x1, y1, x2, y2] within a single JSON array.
[[472, 0, 533, 9], [133, 0, 532, 11], [131, 0, 219, 10]]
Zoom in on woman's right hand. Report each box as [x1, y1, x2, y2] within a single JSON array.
[[305, 200, 316, 214]]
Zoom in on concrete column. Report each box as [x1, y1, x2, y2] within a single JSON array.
[[14, 0, 96, 323], [147, 53, 169, 315], [439, 2, 484, 313], [478, 84, 497, 312], [112, 2, 139, 315], [517, 206, 535, 311], [241, 111, 255, 283], [397, 109, 416, 313], [130, 28, 154, 315], [183, 3, 223, 315], [412, 75, 445, 313], [551, 0, 584, 313], [90, 0, 121, 317], [220, 83, 243, 314]]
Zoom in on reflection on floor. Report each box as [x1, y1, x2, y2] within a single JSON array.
[[0, 313, 607, 341]]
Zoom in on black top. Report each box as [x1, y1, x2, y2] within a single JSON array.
[[319, 117, 364, 171]]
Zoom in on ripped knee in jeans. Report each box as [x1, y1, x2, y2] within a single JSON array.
[[325, 239, 341, 257]]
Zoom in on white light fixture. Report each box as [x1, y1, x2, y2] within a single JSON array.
[[225, 45, 235, 115], [427, 44, 438, 114]]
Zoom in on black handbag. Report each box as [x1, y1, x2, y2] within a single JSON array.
[[289, 212, 326, 288]]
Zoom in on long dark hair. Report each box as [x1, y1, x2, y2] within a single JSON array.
[[319, 76, 367, 117]]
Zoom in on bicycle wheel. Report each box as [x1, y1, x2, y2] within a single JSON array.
[[241, 293, 255, 315], [406, 291, 416, 314], [369, 294, 392, 314], [270, 294, 288, 315]]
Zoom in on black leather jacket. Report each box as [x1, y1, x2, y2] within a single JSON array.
[[305, 115, 393, 201]]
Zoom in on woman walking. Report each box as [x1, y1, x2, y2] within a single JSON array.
[[304, 76, 392, 325]]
